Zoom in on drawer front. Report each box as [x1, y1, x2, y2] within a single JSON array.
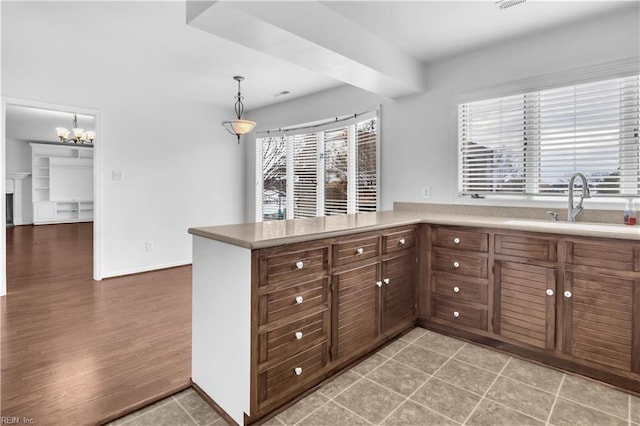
[[258, 342, 328, 405], [259, 277, 328, 325], [333, 235, 380, 266], [432, 249, 488, 278], [432, 296, 487, 331], [495, 234, 556, 262], [383, 226, 416, 255], [262, 247, 329, 286], [432, 273, 488, 304], [258, 310, 328, 365], [432, 227, 489, 252], [566, 240, 638, 272]]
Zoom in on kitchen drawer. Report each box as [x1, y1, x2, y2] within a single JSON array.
[[432, 249, 488, 278], [495, 234, 556, 262], [432, 296, 487, 331], [261, 247, 329, 286], [566, 240, 639, 272], [258, 342, 328, 406], [382, 226, 416, 255], [432, 272, 488, 304], [432, 227, 489, 252], [333, 235, 380, 266], [258, 310, 328, 365], [259, 277, 329, 325]]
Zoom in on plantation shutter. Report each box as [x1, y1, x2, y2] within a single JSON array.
[[459, 75, 640, 197], [324, 127, 349, 215], [292, 133, 318, 217], [356, 118, 378, 212]]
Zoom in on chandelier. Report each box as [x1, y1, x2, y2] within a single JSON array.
[[55, 113, 96, 144], [221, 76, 256, 143]]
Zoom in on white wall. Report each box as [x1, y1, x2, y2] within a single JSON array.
[[245, 6, 640, 221], [2, 2, 245, 279]]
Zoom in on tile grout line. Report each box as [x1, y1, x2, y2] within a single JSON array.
[[544, 373, 566, 426], [462, 356, 512, 425], [375, 342, 469, 425], [173, 394, 200, 426], [113, 398, 172, 425]]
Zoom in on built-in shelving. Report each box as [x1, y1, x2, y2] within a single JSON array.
[[31, 143, 94, 225]]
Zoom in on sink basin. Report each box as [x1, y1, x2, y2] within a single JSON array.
[[504, 220, 628, 233]]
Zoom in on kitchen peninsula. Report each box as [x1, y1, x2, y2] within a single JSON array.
[[189, 208, 640, 425]]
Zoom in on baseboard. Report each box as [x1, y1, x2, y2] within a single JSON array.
[[101, 260, 192, 279]]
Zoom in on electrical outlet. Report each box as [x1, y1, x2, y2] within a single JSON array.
[[112, 170, 124, 181], [422, 186, 431, 199], [145, 241, 153, 252]]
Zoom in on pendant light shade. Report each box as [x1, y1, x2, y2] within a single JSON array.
[[221, 76, 256, 143]]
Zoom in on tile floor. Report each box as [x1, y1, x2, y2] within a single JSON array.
[[108, 327, 640, 426]]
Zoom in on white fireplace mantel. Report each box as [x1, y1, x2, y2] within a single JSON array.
[[6, 172, 31, 225]]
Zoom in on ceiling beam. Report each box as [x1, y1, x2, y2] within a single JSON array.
[[186, 1, 426, 98]]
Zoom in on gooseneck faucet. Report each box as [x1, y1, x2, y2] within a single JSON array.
[[567, 172, 591, 223]]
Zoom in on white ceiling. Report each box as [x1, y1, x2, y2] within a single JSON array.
[[2, 0, 637, 142]]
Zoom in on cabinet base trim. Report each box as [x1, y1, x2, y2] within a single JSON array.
[[192, 380, 240, 426]]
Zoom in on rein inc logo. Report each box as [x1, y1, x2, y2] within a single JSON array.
[[1, 418, 34, 424]]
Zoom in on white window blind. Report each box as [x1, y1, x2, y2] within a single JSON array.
[[459, 75, 640, 197], [256, 112, 379, 221]]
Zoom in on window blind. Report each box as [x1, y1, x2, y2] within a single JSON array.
[[459, 75, 640, 197], [256, 111, 379, 221]]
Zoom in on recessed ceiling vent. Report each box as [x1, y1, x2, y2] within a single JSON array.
[[495, 0, 527, 9]]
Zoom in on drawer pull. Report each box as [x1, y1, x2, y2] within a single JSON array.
[[453, 311, 460, 318], [356, 247, 364, 255], [564, 291, 572, 298], [294, 367, 303, 376], [383, 278, 390, 285], [453, 286, 460, 293], [295, 261, 304, 270], [546, 289, 554, 296], [453, 237, 460, 244], [399, 238, 406, 245], [294, 331, 303, 340], [453, 261, 460, 268], [375, 281, 382, 288], [295, 295, 304, 304]]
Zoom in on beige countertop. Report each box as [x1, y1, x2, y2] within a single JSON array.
[[188, 210, 640, 249]]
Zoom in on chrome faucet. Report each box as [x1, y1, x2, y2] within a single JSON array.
[[567, 172, 591, 223]]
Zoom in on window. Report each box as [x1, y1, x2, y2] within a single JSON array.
[[459, 75, 640, 197], [256, 112, 379, 221]]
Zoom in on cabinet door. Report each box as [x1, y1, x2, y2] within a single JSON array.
[[494, 261, 556, 350], [333, 262, 380, 361], [33, 202, 56, 223], [563, 271, 638, 372], [381, 253, 416, 334]]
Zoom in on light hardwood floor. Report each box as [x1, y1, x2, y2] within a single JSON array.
[[1, 223, 192, 425]]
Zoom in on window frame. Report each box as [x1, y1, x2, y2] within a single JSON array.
[[255, 110, 380, 222]]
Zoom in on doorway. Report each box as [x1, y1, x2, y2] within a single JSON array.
[[1, 98, 102, 295]]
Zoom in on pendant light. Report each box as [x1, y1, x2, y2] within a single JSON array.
[[221, 76, 256, 143]]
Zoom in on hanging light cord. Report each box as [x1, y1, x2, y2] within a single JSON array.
[[234, 78, 245, 120]]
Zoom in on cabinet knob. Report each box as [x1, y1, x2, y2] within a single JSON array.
[[453, 311, 460, 318], [453, 261, 460, 268], [453, 237, 460, 244], [563, 291, 572, 298], [356, 247, 364, 255], [383, 278, 390, 285], [399, 238, 406, 245], [294, 367, 303, 376], [295, 295, 304, 304], [453, 286, 460, 293], [294, 331, 303, 340], [296, 261, 304, 270], [375, 281, 382, 288], [546, 289, 554, 296]]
